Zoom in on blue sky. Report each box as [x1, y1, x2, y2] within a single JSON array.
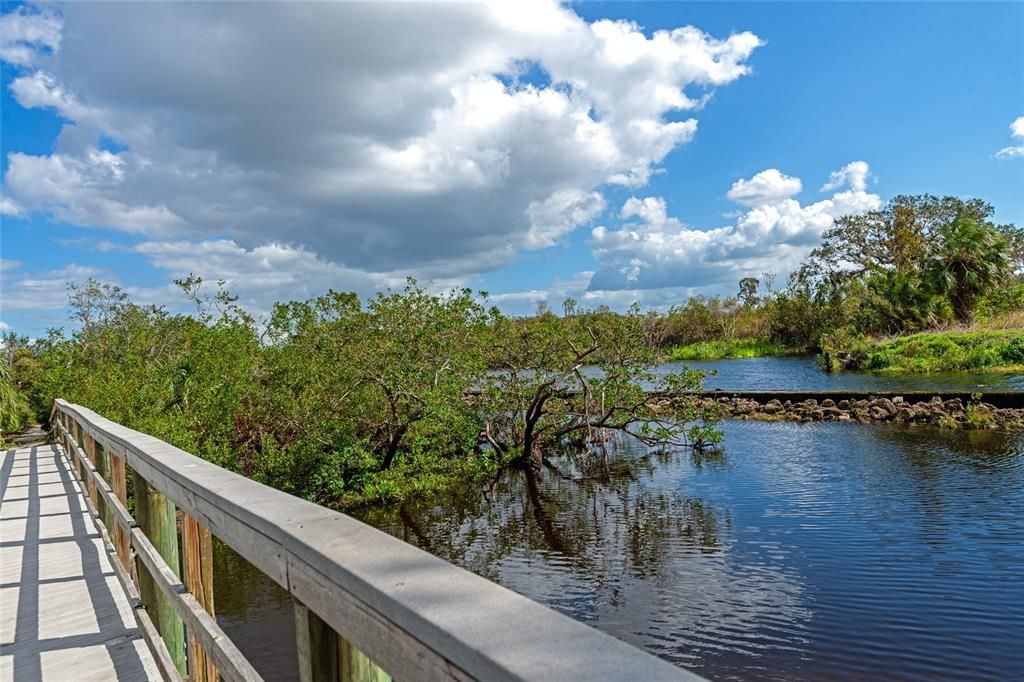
[[2, 1, 1022, 337]]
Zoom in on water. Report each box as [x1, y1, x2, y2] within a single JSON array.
[[656, 356, 1024, 392], [214, 420, 1024, 681]]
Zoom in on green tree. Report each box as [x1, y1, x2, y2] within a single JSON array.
[[927, 217, 1013, 324], [478, 308, 721, 469], [738, 277, 760, 307]]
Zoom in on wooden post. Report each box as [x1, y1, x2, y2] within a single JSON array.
[[340, 637, 392, 682], [109, 453, 130, 566], [94, 441, 113, 534], [85, 434, 99, 510], [294, 601, 391, 682], [134, 470, 188, 675], [182, 514, 218, 682]]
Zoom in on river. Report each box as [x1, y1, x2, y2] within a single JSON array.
[[211, 358, 1024, 681]]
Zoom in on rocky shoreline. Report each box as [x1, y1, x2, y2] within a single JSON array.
[[658, 394, 1024, 430]]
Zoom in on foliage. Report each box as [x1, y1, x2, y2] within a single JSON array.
[[856, 330, 1024, 374], [927, 217, 1013, 324], [0, 361, 32, 435], [477, 307, 722, 468], [667, 338, 786, 361], [24, 278, 719, 507]]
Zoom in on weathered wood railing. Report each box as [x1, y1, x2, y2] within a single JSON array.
[[51, 399, 704, 682]]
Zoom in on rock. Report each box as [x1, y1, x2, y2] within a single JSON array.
[[893, 396, 904, 404], [895, 407, 915, 422], [838, 399, 850, 410], [838, 413, 852, 422], [870, 398, 897, 415], [869, 405, 891, 420], [763, 399, 783, 414], [821, 399, 836, 408], [802, 399, 819, 408]]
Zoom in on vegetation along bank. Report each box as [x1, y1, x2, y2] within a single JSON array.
[[1, 193, 1022, 507]]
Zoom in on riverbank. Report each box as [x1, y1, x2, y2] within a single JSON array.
[[825, 328, 1024, 374], [658, 392, 1024, 430]]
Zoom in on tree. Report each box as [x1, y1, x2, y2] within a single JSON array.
[[67, 278, 130, 330], [477, 309, 722, 469], [927, 217, 1013, 324], [738, 277, 760, 307], [807, 195, 996, 279]]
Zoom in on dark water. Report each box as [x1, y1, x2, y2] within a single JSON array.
[[214, 420, 1024, 682], [657, 356, 1024, 392]]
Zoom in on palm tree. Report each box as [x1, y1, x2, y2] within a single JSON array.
[[928, 217, 1012, 324]]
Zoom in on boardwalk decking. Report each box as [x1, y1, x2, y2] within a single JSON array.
[[0, 444, 161, 681]]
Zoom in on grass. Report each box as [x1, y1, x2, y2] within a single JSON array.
[[667, 338, 789, 361], [861, 328, 1024, 374]]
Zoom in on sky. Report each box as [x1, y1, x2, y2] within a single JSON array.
[[1, 0, 1022, 337]]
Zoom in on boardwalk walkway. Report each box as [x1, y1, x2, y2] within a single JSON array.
[[1, 444, 161, 681]]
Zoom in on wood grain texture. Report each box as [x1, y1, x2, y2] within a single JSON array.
[[182, 514, 218, 682]]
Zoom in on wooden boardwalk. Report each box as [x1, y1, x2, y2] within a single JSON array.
[[0, 444, 161, 681]]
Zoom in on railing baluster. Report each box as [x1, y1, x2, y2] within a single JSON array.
[[183, 514, 218, 682], [135, 470, 188, 675]]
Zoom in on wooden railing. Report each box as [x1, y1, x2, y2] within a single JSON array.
[[51, 399, 705, 682]]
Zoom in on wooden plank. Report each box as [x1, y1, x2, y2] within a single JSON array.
[[33, 441, 170, 682], [147, 483, 188, 675], [57, 421, 136, 536], [340, 636, 392, 682], [110, 450, 131, 565], [134, 470, 188, 676], [182, 513, 218, 682], [295, 602, 314, 682], [288, 554, 464, 682], [55, 443, 181, 682], [132, 527, 264, 682], [85, 432, 98, 509]]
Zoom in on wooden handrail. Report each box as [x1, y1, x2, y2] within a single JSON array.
[[51, 399, 705, 682]]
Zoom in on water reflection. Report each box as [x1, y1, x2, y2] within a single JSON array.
[[213, 422, 1024, 682]]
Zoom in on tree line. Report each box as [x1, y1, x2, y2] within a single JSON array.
[[1, 193, 1019, 505], [1, 278, 721, 506]]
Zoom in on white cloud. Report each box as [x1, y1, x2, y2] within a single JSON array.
[[726, 168, 802, 207], [525, 189, 607, 248], [820, 160, 871, 192], [0, 262, 103, 315], [588, 162, 882, 292], [995, 116, 1024, 160], [0, 6, 61, 67], [5, 151, 185, 233], [1, 196, 24, 216], [1, 2, 761, 284]]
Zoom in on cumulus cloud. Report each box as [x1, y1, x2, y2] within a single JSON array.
[[588, 162, 882, 292], [525, 189, 607, 248], [1, 2, 761, 282], [726, 168, 802, 207], [819, 160, 871, 192], [995, 116, 1024, 159]]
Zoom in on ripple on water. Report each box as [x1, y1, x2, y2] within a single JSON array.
[[213, 420, 1024, 682]]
